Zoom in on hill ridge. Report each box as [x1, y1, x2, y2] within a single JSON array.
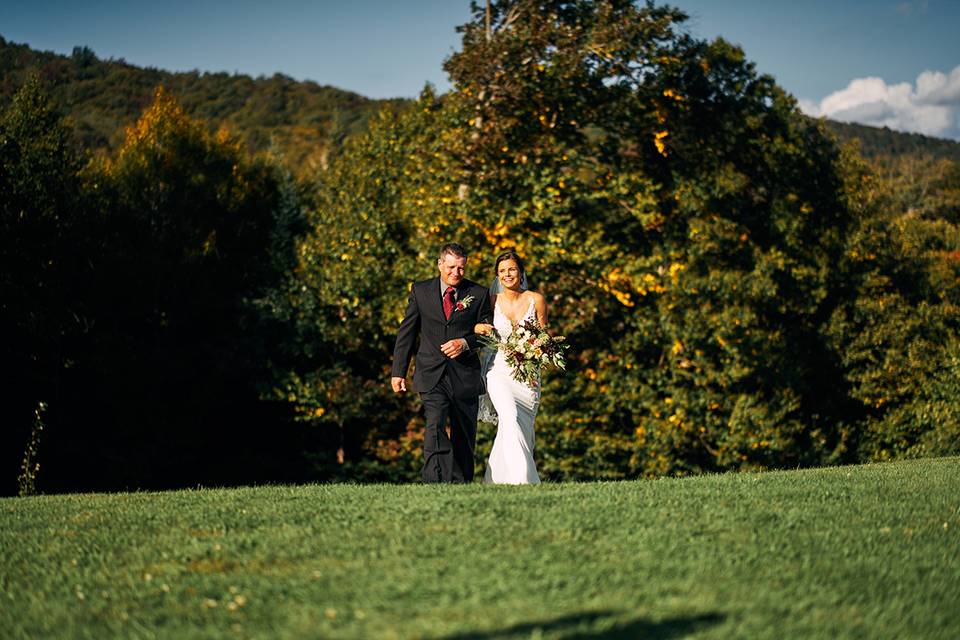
[[3, 34, 959, 170], [0, 34, 404, 173]]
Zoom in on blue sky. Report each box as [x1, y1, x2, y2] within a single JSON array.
[[2, 0, 959, 138]]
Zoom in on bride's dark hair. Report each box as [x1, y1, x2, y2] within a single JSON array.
[[494, 249, 526, 280]]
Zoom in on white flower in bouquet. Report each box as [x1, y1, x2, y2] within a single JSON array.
[[479, 318, 568, 389]]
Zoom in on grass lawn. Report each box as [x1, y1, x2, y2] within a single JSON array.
[[1, 457, 958, 639]]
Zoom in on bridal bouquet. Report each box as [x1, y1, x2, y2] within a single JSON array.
[[479, 318, 568, 389]]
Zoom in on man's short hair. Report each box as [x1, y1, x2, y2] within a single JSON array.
[[438, 242, 468, 261]]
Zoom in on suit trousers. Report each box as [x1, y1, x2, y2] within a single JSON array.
[[420, 372, 478, 483]]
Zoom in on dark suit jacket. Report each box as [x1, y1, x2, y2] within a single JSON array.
[[391, 277, 494, 397]]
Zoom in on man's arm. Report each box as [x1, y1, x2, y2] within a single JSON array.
[[391, 284, 420, 387]]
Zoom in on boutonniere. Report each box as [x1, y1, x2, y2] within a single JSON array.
[[455, 295, 476, 312]]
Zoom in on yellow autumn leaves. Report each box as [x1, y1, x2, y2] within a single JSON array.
[[651, 88, 685, 157], [597, 262, 686, 307]]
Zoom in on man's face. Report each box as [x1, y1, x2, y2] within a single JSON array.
[[438, 253, 466, 287]]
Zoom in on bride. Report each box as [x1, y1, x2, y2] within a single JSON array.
[[475, 250, 547, 485]]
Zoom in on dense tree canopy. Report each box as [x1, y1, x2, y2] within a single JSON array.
[[1, 75, 87, 492], [276, 0, 959, 480], [2, 82, 306, 494]]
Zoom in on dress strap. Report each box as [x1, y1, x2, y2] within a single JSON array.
[[524, 299, 536, 320]]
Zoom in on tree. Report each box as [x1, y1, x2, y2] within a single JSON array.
[[441, 0, 856, 476], [0, 75, 85, 494], [270, 93, 452, 480], [283, 0, 863, 479], [824, 152, 960, 460], [34, 87, 304, 491]]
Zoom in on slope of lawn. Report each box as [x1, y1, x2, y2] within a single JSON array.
[[1, 457, 958, 639]]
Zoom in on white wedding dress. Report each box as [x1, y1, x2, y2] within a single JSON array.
[[482, 298, 541, 485]]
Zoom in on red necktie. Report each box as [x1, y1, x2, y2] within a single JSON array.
[[443, 287, 455, 320]]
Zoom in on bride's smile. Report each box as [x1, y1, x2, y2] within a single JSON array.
[[497, 260, 522, 291]]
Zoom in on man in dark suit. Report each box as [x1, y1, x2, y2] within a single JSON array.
[[391, 243, 494, 483]]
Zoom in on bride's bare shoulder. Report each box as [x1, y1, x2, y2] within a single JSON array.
[[525, 290, 545, 304]]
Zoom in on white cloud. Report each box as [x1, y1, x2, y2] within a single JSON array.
[[897, 0, 929, 16], [800, 65, 960, 140], [915, 67, 960, 106]]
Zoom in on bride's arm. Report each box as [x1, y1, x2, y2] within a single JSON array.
[[474, 294, 496, 335], [533, 292, 547, 327]]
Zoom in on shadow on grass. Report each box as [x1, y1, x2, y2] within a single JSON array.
[[437, 610, 725, 639]]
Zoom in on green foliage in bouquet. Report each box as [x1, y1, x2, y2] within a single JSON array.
[[478, 318, 568, 389]]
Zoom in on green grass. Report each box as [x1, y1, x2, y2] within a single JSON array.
[[2, 458, 958, 639]]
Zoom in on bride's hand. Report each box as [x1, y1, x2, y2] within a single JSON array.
[[474, 323, 494, 335]]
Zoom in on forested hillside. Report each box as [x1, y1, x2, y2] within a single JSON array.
[[3, 34, 959, 173], [826, 120, 960, 162], [0, 35, 400, 174]]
